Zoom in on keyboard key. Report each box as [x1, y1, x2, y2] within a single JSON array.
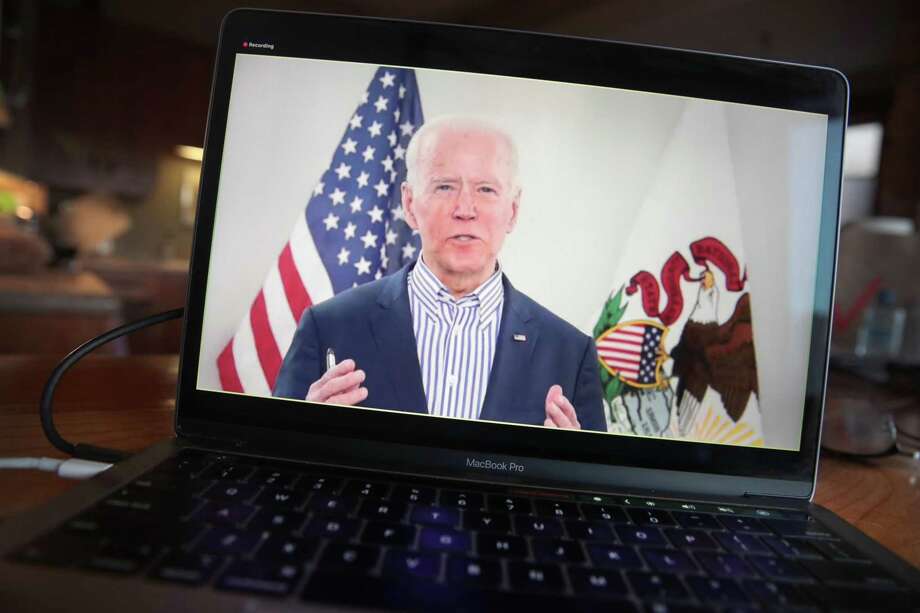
[[358, 499, 407, 522], [254, 487, 307, 509], [713, 532, 771, 555], [255, 534, 318, 563], [447, 555, 502, 588], [194, 501, 256, 526], [532, 538, 585, 563], [102, 487, 198, 517], [628, 509, 676, 527], [799, 559, 901, 589], [201, 481, 262, 502], [383, 550, 440, 580], [419, 527, 471, 553], [763, 518, 836, 539], [250, 468, 300, 488], [616, 525, 667, 547], [198, 462, 255, 482], [342, 480, 390, 499], [641, 549, 699, 574], [307, 494, 358, 515], [533, 500, 580, 519], [742, 579, 814, 608], [361, 521, 415, 547], [296, 474, 343, 494], [391, 485, 436, 504], [247, 508, 307, 533], [627, 571, 689, 600], [464, 511, 511, 533], [197, 527, 261, 556], [318, 543, 380, 574], [440, 490, 484, 510], [664, 528, 718, 550], [672, 512, 721, 530], [514, 516, 564, 538], [580, 504, 629, 523], [507, 562, 564, 593], [303, 515, 360, 540], [568, 567, 629, 598], [85, 542, 158, 574], [150, 551, 222, 585], [13, 531, 102, 566], [566, 520, 614, 541], [761, 535, 822, 559], [694, 552, 756, 578], [488, 495, 532, 514], [685, 576, 748, 604], [217, 560, 301, 596], [747, 555, 811, 581], [477, 534, 528, 558], [410, 505, 459, 527], [718, 515, 768, 533], [808, 539, 873, 563], [587, 544, 643, 570]]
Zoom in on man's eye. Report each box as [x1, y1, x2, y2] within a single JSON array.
[[435, 184, 453, 192], [478, 186, 497, 194]]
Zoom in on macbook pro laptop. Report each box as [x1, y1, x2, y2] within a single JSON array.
[[2, 9, 918, 611]]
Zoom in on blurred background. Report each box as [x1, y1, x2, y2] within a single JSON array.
[[0, 0, 917, 372]]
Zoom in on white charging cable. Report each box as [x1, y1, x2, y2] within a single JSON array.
[[0, 457, 113, 479]]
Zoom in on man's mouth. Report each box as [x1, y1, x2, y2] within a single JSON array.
[[450, 234, 479, 243]]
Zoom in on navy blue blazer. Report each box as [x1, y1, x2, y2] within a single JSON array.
[[273, 263, 607, 432]]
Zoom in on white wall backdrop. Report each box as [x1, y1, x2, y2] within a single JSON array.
[[198, 54, 827, 449]]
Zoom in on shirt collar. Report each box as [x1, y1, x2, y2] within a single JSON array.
[[409, 255, 504, 326]]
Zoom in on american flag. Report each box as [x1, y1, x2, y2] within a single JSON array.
[[596, 323, 663, 385], [217, 67, 425, 394]]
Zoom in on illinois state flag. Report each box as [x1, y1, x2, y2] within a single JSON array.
[[592, 100, 765, 447], [217, 67, 425, 395]]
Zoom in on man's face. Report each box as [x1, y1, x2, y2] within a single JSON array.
[[402, 128, 519, 284]]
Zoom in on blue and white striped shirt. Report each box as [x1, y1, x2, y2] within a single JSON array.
[[406, 257, 504, 420]]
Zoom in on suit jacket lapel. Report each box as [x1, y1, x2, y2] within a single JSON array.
[[369, 265, 428, 414], [479, 277, 539, 422]]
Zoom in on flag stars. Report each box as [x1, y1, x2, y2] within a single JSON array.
[[373, 95, 389, 112], [374, 270, 383, 280], [368, 120, 383, 138], [322, 212, 340, 231], [362, 145, 376, 162], [361, 90, 369, 104], [387, 131, 397, 147], [334, 162, 351, 180], [341, 138, 357, 155], [391, 206, 405, 222], [349, 196, 364, 213], [399, 120, 415, 136], [385, 227, 398, 245], [354, 256, 372, 275], [349, 113, 363, 130], [380, 244, 390, 269], [379, 71, 396, 88], [336, 247, 351, 265], [398, 84, 406, 99], [356, 171, 370, 188], [329, 187, 346, 206], [393, 108, 401, 123], [344, 222, 357, 240], [360, 230, 378, 249], [313, 181, 325, 196], [374, 179, 389, 197], [368, 205, 384, 223], [394, 144, 406, 160], [401, 243, 417, 261], [381, 156, 394, 173]]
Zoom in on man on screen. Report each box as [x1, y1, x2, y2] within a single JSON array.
[[274, 116, 606, 431]]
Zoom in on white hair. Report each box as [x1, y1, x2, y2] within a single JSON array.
[[404, 115, 520, 194]]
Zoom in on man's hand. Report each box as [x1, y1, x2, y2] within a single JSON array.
[[305, 358, 368, 405], [543, 384, 581, 429]]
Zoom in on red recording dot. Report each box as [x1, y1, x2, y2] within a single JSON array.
[[242, 41, 248, 48]]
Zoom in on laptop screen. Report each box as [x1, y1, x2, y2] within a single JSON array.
[[194, 50, 830, 455]]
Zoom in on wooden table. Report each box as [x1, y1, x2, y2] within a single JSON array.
[[1, 355, 918, 569]]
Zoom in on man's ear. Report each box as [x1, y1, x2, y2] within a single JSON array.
[[507, 188, 521, 233], [401, 182, 419, 230]]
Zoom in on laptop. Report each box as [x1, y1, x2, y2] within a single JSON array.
[[2, 8, 918, 611]]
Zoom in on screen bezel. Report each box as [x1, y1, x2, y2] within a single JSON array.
[[176, 9, 847, 494]]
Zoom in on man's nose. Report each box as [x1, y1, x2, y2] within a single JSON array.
[[452, 185, 476, 219]]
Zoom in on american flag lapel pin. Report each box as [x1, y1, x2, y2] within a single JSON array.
[[513, 334, 527, 342]]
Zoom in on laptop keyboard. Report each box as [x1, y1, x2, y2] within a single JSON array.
[[8, 450, 916, 611]]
